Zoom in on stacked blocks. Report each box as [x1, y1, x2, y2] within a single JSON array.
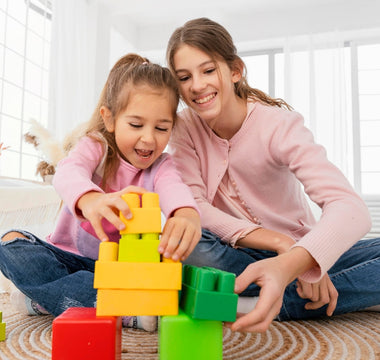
[[0, 311, 5, 341], [159, 265, 238, 359], [52, 307, 121, 360], [94, 192, 182, 316], [180, 265, 238, 322]]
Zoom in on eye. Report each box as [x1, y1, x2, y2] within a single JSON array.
[[178, 75, 190, 82], [156, 127, 169, 132], [205, 68, 216, 74], [129, 123, 142, 128]]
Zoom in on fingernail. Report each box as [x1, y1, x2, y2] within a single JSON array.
[[118, 224, 125, 230], [164, 252, 170, 258], [126, 214, 132, 219], [158, 247, 163, 253]]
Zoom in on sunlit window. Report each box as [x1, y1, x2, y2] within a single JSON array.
[[0, 0, 52, 180], [242, 41, 380, 196]]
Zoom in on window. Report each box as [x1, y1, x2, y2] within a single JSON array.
[[241, 40, 380, 197], [0, 0, 52, 180]]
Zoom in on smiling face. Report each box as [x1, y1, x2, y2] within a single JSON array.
[[102, 86, 174, 169], [173, 44, 241, 126]]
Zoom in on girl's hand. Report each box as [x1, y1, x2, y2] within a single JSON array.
[[226, 247, 317, 333], [158, 207, 201, 261], [296, 274, 338, 316], [77, 186, 147, 242]]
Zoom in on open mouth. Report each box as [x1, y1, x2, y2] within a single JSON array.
[[135, 149, 153, 159], [194, 93, 216, 104]]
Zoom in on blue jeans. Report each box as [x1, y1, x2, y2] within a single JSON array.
[[0, 230, 97, 317], [184, 229, 380, 321]]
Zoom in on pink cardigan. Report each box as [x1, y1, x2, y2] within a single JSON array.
[[169, 102, 371, 280]]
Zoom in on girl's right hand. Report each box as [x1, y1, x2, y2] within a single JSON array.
[[77, 186, 147, 242]]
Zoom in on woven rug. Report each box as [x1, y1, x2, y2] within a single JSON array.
[[0, 293, 379, 359]]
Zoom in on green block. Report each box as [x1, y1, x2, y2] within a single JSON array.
[[159, 310, 223, 360], [118, 236, 160, 262], [180, 265, 238, 321]]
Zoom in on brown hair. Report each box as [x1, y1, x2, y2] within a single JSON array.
[[85, 53, 179, 189], [166, 17, 292, 110]]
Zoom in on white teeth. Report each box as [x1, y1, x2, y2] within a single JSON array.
[[136, 149, 152, 158], [195, 93, 215, 104]]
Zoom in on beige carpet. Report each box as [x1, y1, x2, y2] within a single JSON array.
[[0, 292, 379, 359]]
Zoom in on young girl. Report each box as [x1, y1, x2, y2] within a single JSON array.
[[166, 18, 380, 333], [0, 54, 201, 332]]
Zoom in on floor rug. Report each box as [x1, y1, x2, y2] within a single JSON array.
[[1, 293, 379, 359]]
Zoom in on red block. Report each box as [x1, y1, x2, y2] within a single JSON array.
[[52, 307, 121, 360]]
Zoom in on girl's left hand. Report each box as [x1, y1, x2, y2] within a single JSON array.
[[296, 274, 338, 316], [158, 207, 201, 261]]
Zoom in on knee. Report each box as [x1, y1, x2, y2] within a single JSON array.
[[1, 232, 28, 242]]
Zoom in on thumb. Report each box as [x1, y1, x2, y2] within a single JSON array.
[[234, 264, 257, 294]]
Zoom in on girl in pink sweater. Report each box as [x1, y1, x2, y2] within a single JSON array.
[[0, 54, 200, 331], [167, 17, 380, 333]]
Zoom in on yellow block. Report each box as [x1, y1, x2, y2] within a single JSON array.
[[98, 241, 119, 261], [93, 261, 182, 290], [118, 238, 160, 262], [96, 289, 179, 316]]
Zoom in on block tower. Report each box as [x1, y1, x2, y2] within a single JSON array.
[[159, 265, 238, 360], [94, 192, 182, 316]]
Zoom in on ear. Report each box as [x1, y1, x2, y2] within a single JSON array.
[[100, 106, 114, 132], [231, 59, 243, 83]]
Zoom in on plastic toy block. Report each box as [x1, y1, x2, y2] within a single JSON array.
[[0, 311, 5, 341], [120, 193, 161, 234], [118, 236, 160, 262], [159, 309, 223, 360], [94, 261, 182, 289], [96, 288, 179, 316], [180, 265, 238, 322], [52, 307, 121, 360], [98, 241, 119, 261]]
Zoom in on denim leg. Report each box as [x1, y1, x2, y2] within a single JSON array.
[[279, 238, 380, 320], [186, 230, 380, 321], [0, 230, 97, 316], [184, 229, 277, 296]]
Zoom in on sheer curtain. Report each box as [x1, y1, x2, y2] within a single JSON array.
[[48, 0, 99, 142], [282, 33, 353, 183]]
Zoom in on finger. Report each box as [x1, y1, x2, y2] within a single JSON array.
[[164, 226, 185, 260], [179, 231, 200, 261], [231, 294, 281, 333], [326, 281, 338, 316], [172, 227, 196, 261], [234, 264, 258, 294], [102, 207, 126, 232], [90, 217, 109, 242]]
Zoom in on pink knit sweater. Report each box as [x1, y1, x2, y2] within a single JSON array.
[[169, 102, 371, 281]]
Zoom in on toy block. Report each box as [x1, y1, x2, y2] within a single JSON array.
[[0, 311, 5, 341], [180, 265, 238, 322], [94, 261, 182, 290], [118, 236, 160, 262], [98, 241, 119, 261], [120, 192, 161, 235], [96, 288, 179, 316], [52, 307, 121, 360], [159, 309, 223, 360]]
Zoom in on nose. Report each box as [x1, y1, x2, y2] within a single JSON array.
[[190, 74, 206, 93], [141, 128, 155, 144]]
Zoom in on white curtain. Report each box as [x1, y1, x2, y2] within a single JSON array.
[[282, 33, 353, 183], [48, 0, 99, 142]]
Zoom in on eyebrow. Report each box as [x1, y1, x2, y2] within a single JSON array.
[[126, 115, 173, 123], [175, 60, 215, 74]]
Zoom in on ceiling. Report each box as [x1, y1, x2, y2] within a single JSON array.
[[96, 0, 380, 52]]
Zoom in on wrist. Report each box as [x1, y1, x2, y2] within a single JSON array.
[[277, 247, 317, 283]]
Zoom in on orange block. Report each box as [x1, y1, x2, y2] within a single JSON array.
[[96, 289, 179, 316]]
